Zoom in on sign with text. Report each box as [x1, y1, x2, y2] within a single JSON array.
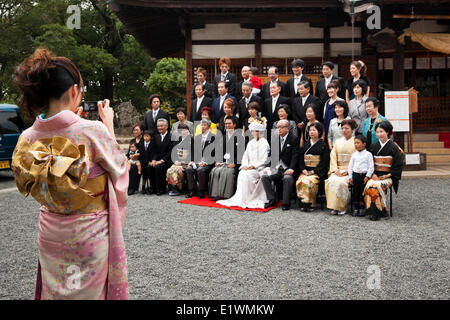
[[385, 91, 410, 132]]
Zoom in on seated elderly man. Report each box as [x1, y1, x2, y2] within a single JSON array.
[[186, 119, 216, 199], [147, 118, 173, 195]]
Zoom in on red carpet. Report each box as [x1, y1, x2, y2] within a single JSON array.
[[438, 132, 450, 148], [178, 196, 281, 212]]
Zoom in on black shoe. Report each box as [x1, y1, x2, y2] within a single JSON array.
[[305, 204, 314, 212], [282, 205, 290, 211], [197, 192, 205, 199], [141, 189, 147, 195], [369, 213, 380, 221], [357, 211, 366, 217], [186, 191, 197, 198], [264, 199, 277, 209], [127, 189, 135, 196]]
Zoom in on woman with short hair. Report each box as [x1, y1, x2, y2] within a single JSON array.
[[172, 107, 194, 136], [348, 79, 368, 135], [328, 100, 351, 149]]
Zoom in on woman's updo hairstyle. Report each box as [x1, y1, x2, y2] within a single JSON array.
[[14, 48, 83, 117]]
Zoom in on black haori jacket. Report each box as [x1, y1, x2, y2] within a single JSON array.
[[369, 139, 404, 193], [297, 138, 330, 181]]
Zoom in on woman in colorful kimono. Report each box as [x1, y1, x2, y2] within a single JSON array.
[[296, 122, 330, 212], [166, 123, 192, 196], [11, 48, 129, 299], [364, 120, 403, 221], [325, 119, 357, 215]]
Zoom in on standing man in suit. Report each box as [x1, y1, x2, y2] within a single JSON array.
[[214, 57, 237, 97], [261, 119, 300, 210], [211, 81, 237, 123], [292, 81, 320, 129], [144, 94, 170, 136], [235, 66, 252, 101], [314, 61, 346, 120], [147, 119, 173, 195], [263, 82, 290, 131], [286, 59, 313, 104], [191, 67, 215, 100], [261, 66, 287, 101], [190, 83, 213, 123], [186, 119, 216, 199], [238, 82, 262, 128]]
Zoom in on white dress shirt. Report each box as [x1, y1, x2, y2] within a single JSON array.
[[196, 95, 204, 113], [348, 149, 374, 178], [272, 94, 280, 113], [294, 75, 303, 94], [302, 93, 310, 107], [152, 108, 160, 120], [219, 94, 227, 109]]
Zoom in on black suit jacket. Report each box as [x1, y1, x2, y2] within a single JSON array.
[[292, 94, 321, 125], [238, 94, 263, 128], [286, 75, 313, 102], [190, 96, 213, 122], [193, 131, 216, 165], [275, 132, 301, 177], [214, 72, 237, 97], [314, 76, 346, 120], [138, 139, 153, 167], [261, 80, 287, 101], [190, 82, 216, 100], [263, 95, 291, 130], [235, 79, 253, 101], [144, 109, 170, 136], [151, 132, 173, 164]]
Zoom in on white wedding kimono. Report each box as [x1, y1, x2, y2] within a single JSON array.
[[217, 137, 270, 209]]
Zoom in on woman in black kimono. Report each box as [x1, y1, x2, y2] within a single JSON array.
[[296, 122, 330, 211], [364, 120, 403, 221]]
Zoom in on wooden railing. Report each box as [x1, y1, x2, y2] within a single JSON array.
[[413, 96, 450, 129]]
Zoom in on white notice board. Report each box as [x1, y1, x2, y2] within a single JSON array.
[[384, 91, 410, 132]]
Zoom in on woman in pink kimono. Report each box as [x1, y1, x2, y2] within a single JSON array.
[[11, 48, 129, 299]]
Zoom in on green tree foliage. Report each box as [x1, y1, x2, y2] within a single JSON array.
[[146, 58, 186, 113], [0, 0, 154, 113]]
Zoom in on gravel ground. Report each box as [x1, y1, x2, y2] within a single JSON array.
[[0, 176, 449, 300]]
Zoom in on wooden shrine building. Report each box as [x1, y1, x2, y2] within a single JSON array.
[[109, 0, 450, 131]]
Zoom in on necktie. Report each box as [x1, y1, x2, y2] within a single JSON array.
[[272, 98, 276, 113], [221, 74, 225, 81], [280, 137, 285, 151]]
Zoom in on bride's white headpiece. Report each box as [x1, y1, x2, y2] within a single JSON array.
[[249, 120, 266, 132]]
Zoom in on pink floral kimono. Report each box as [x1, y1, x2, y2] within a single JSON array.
[[12, 110, 129, 300]]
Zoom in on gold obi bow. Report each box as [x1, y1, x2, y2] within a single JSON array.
[[337, 153, 352, 170], [12, 136, 107, 214], [304, 154, 320, 168], [374, 156, 393, 172]]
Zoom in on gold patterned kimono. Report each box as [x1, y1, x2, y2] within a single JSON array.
[[325, 136, 356, 212], [11, 110, 129, 300]]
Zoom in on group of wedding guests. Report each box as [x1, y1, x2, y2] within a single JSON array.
[[127, 57, 404, 221]]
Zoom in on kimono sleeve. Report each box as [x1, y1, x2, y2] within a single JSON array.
[[329, 143, 338, 175], [87, 121, 129, 205]]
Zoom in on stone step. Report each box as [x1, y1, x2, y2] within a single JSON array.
[[426, 154, 450, 164], [117, 136, 133, 145], [408, 141, 445, 149], [413, 133, 440, 142], [414, 148, 450, 155]]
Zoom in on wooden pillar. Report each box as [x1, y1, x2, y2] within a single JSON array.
[[323, 26, 330, 62], [393, 31, 405, 148], [185, 18, 193, 119], [255, 28, 262, 73]]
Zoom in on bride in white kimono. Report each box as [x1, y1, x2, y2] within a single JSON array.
[[217, 120, 270, 209]]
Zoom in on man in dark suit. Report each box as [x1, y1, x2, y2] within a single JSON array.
[[147, 119, 173, 195], [261, 66, 287, 100], [292, 81, 320, 129], [144, 94, 170, 136], [314, 61, 346, 121], [235, 66, 252, 101], [191, 67, 215, 100], [213, 57, 237, 97], [190, 83, 213, 123], [286, 59, 313, 104], [186, 119, 216, 199], [238, 82, 262, 127], [211, 81, 237, 123], [263, 82, 291, 131], [261, 120, 300, 210]]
